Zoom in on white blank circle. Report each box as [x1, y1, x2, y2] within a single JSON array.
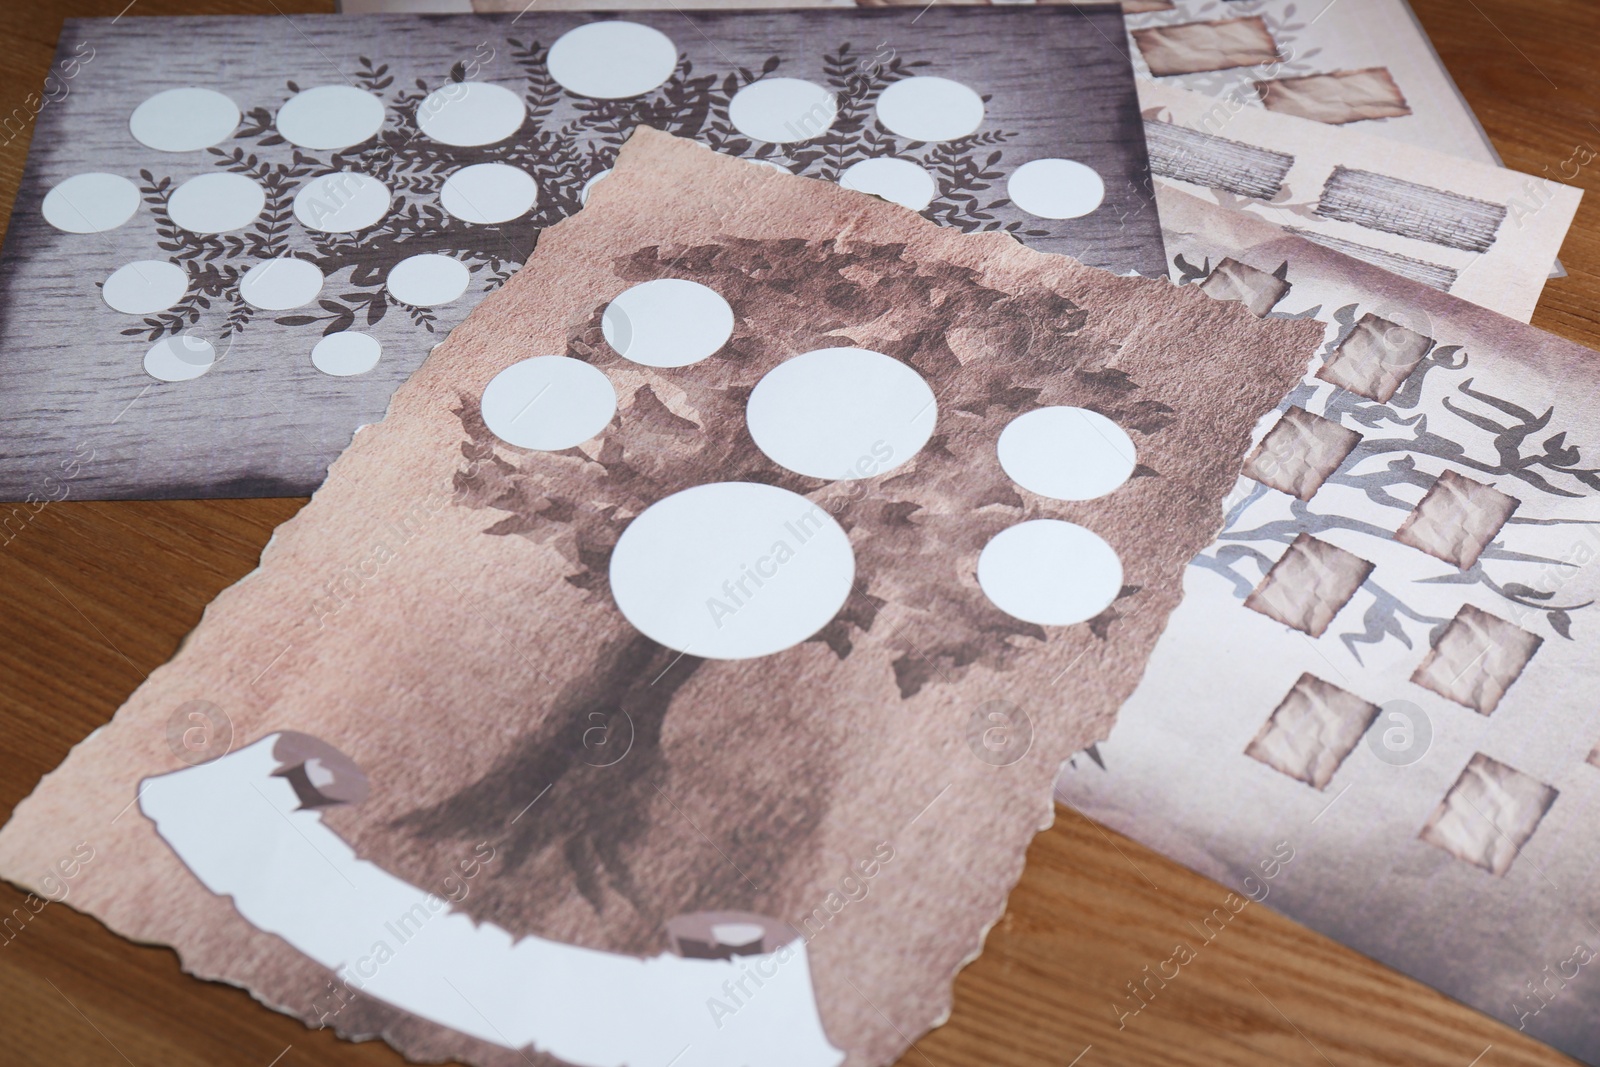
[[1008, 159, 1105, 220], [386, 254, 470, 307], [440, 163, 537, 224], [42, 173, 140, 233], [874, 77, 985, 142], [548, 22, 678, 100], [144, 335, 215, 382], [602, 279, 733, 368], [481, 356, 615, 450], [240, 258, 324, 310], [977, 520, 1123, 626], [608, 481, 856, 660], [417, 82, 526, 146], [311, 332, 382, 377], [276, 86, 386, 150], [293, 172, 392, 233], [168, 172, 265, 234], [747, 347, 935, 481], [729, 79, 836, 143], [102, 261, 188, 315], [840, 158, 937, 211], [130, 88, 240, 152], [997, 407, 1137, 501]]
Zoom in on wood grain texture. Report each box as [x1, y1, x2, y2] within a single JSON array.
[[0, 2, 1595, 1067]]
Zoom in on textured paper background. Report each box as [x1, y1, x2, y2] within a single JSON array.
[[0, 130, 1320, 1067], [1139, 79, 1580, 322], [0, 6, 1160, 503], [1062, 186, 1600, 1065], [1121, 0, 1500, 163]]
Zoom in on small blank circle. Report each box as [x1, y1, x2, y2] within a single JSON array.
[[602, 279, 733, 368], [997, 407, 1137, 501], [608, 481, 856, 660], [169, 172, 266, 234], [312, 332, 381, 377], [130, 88, 240, 152], [729, 79, 836, 143], [417, 82, 526, 146], [747, 347, 935, 481], [240, 258, 324, 310], [440, 163, 537, 224], [481, 356, 615, 450], [1008, 159, 1105, 220], [386, 254, 470, 307], [102, 261, 188, 315], [42, 173, 140, 233], [840, 158, 937, 211], [874, 77, 984, 142], [548, 22, 678, 100], [276, 86, 386, 150], [293, 172, 392, 233], [977, 520, 1123, 626], [145, 334, 215, 382]]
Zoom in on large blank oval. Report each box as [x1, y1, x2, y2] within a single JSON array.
[[240, 257, 324, 310], [547, 22, 678, 100], [481, 356, 615, 450], [729, 79, 836, 143], [609, 481, 856, 660], [747, 347, 934, 480], [103, 261, 188, 315], [276, 86, 386, 150], [874, 76, 984, 142], [130, 88, 240, 152], [602, 278, 733, 367], [144, 334, 215, 382], [1007, 159, 1105, 220], [440, 163, 537, 224], [293, 172, 391, 233], [168, 172, 265, 234], [42, 173, 141, 233], [977, 520, 1122, 626], [417, 82, 526, 146], [997, 407, 1136, 501]]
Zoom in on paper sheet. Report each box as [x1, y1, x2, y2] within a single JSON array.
[[0, 7, 1162, 504], [0, 128, 1320, 1067], [1121, 0, 1500, 164], [1139, 79, 1580, 322], [1061, 185, 1600, 1066]]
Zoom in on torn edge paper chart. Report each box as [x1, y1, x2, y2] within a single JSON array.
[[0, 128, 1321, 1067], [1060, 184, 1600, 1066], [0, 6, 1161, 503], [1120, 0, 1501, 164], [1138, 79, 1580, 323]]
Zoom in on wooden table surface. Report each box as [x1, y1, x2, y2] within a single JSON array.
[[2, 1, 1597, 1064]]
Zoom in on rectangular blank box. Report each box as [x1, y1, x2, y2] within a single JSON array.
[[1133, 17, 1280, 76], [1395, 469, 1519, 570], [1316, 312, 1434, 403], [1243, 406, 1361, 501], [1419, 753, 1557, 876], [1255, 68, 1412, 125], [1411, 604, 1541, 715], [1245, 532, 1374, 638], [1197, 257, 1291, 318], [1246, 673, 1379, 790]]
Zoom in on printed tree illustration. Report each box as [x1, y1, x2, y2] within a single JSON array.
[[122, 41, 1041, 352], [1188, 297, 1600, 660], [393, 236, 1165, 941]]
